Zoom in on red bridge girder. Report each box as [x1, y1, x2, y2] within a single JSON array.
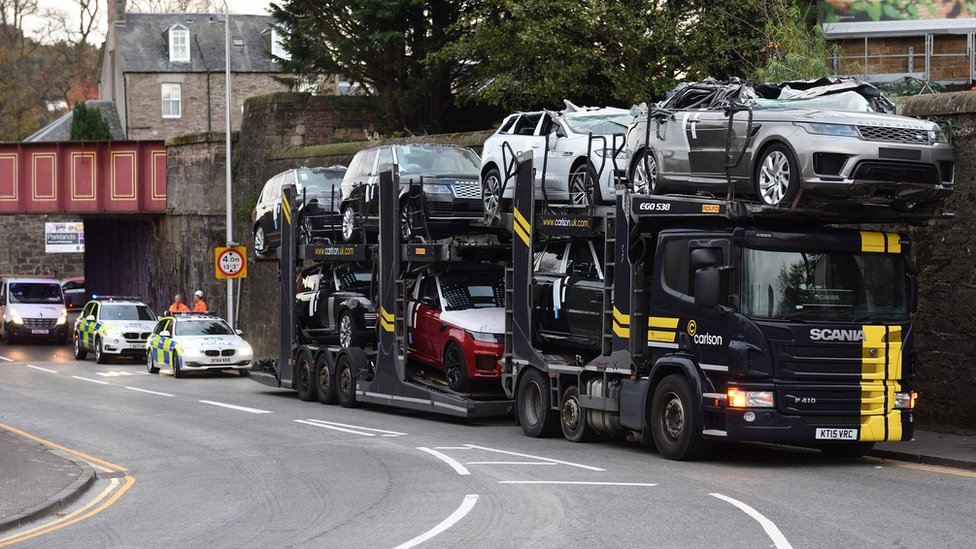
[[0, 141, 166, 214]]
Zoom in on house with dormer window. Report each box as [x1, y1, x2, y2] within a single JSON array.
[[98, 0, 291, 140]]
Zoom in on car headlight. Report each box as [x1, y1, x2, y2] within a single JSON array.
[[793, 122, 860, 138], [468, 331, 502, 343], [56, 308, 68, 325], [237, 344, 253, 355], [927, 130, 948, 144], [594, 148, 630, 159], [181, 347, 203, 358], [727, 389, 775, 408], [9, 308, 23, 325], [422, 184, 453, 195], [104, 327, 123, 338]]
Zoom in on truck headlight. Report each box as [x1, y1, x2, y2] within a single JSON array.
[[727, 389, 774, 408], [894, 391, 917, 410], [793, 122, 860, 138], [9, 308, 23, 325], [56, 308, 68, 325]]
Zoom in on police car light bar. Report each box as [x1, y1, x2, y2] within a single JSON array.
[[168, 311, 212, 317], [91, 295, 144, 301]]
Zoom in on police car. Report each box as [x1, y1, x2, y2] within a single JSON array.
[[73, 296, 158, 364], [146, 313, 253, 378]]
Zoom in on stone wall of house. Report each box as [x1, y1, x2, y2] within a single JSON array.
[[0, 214, 84, 279], [892, 91, 976, 429], [124, 72, 289, 140]]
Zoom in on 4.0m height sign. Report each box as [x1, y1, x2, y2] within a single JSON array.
[[215, 246, 248, 279]]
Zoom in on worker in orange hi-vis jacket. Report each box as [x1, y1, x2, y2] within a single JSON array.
[[192, 290, 208, 313]]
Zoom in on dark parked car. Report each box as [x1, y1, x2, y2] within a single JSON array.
[[627, 78, 953, 210], [295, 263, 376, 348], [251, 166, 346, 255], [533, 239, 604, 351], [338, 144, 484, 242], [61, 276, 86, 310]]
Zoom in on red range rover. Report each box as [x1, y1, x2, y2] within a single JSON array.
[[406, 265, 505, 392]]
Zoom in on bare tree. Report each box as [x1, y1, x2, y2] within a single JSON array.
[[127, 0, 221, 12]]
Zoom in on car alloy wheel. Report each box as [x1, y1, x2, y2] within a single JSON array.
[[633, 150, 658, 194], [568, 166, 594, 207], [254, 226, 267, 253], [341, 207, 356, 242], [482, 169, 503, 222], [443, 342, 468, 392], [757, 149, 792, 206], [339, 313, 354, 348]]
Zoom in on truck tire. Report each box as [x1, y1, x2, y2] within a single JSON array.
[[818, 442, 875, 459], [95, 337, 109, 364], [296, 352, 317, 402], [560, 385, 595, 443], [650, 374, 706, 461], [516, 368, 559, 438], [316, 353, 338, 405], [73, 333, 87, 360], [336, 352, 359, 408]]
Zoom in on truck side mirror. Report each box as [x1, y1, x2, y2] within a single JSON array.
[[691, 248, 718, 270], [694, 269, 720, 309]]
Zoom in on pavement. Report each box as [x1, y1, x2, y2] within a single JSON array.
[[873, 428, 976, 470], [0, 429, 96, 533]]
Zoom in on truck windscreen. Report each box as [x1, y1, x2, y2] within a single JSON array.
[[9, 283, 63, 304], [741, 248, 908, 321]]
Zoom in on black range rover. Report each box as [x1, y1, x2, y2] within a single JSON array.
[[338, 144, 484, 241]]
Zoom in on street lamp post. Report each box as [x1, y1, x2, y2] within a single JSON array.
[[224, 1, 234, 328]]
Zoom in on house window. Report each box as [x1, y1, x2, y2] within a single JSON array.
[[169, 28, 190, 63], [271, 29, 290, 60], [161, 83, 182, 118]]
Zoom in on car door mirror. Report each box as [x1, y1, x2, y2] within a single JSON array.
[[694, 269, 720, 309], [570, 262, 592, 276], [235, 329, 244, 336], [159, 330, 171, 338], [86, 314, 95, 321]]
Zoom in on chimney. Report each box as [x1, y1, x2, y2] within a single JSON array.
[[108, 0, 127, 26]]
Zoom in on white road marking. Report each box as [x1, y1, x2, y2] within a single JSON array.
[[416, 447, 470, 476], [71, 375, 110, 385], [392, 494, 479, 549], [433, 446, 471, 450], [294, 420, 376, 437], [125, 386, 174, 397], [467, 461, 557, 466], [302, 418, 407, 436], [27, 364, 57, 374], [96, 371, 150, 377], [710, 493, 794, 549], [198, 400, 272, 414], [499, 481, 657, 486], [464, 444, 605, 471], [0, 356, 13, 362]]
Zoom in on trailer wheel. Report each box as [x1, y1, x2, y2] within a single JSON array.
[[316, 353, 338, 405], [560, 385, 595, 443], [336, 353, 359, 408], [516, 368, 559, 438], [296, 351, 317, 402], [650, 374, 706, 460], [818, 442, 875, 459]]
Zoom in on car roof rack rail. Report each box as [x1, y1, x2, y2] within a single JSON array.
[[90, 295, 144, 301]]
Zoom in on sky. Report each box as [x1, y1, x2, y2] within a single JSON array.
[[32, 0, 276, 44]]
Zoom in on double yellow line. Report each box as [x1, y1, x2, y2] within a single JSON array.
[[0, 423, 135, 547]]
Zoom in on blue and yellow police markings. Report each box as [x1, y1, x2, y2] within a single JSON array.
[[75, 317, 105, 350], [147, 333, 181, 367]]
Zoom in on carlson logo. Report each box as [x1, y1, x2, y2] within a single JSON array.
[[809, 328, 865, 342]]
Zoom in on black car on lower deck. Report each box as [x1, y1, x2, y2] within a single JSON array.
[[295, 263, 376, 348], [337, 144, 484, 242], [533, 238, 605, 352], [251, 166, 346, 255]]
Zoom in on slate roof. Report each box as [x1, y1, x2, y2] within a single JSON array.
[[24, 100, 127, 142], [114, 13, 282, 73]]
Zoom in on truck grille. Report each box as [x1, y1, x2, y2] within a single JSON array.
[[778, 385, 888, 416], [24, 318, 57, 328], [451, 182, 481, 199], [857, 126, 929, 145]]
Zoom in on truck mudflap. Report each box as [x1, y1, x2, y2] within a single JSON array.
[[714, 408, 914, 443]]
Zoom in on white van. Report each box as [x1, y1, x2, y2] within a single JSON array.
[[0, 276, 69, 344]]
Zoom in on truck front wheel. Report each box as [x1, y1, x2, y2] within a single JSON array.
[[650, 374, 706, 461], [516, 368, 559, 438]]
